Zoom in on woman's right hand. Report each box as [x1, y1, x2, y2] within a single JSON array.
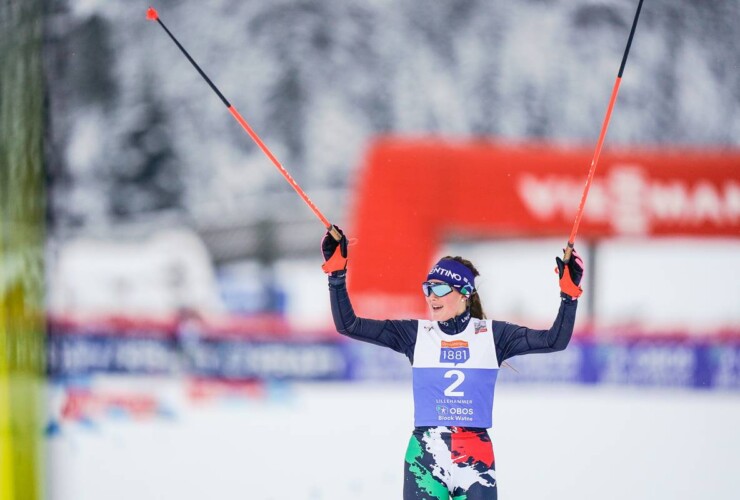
[[321, 225, 348, 274]]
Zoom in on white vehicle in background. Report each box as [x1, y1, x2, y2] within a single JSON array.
[[48, 228, 224, 320]]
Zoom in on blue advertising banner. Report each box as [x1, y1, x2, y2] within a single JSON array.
[[497, 340, 740, 390], [47, 335, 180, 375], [47, 326, 740, 390], [187, 340, 350, 380]]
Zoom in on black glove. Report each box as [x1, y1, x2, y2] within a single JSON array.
[[555, 248, 584, 298], [321, 225, 348, 274]]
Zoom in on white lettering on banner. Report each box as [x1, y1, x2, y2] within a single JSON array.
[[602, 345, 696, 386], [727, 183, 740, 222], [610, 167, 648, 234], [517, 165, 739, 235], [214, 344, 346, 378], [715, 347, 740, 389]]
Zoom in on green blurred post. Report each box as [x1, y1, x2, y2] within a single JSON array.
[[0, 0, 46, 499]]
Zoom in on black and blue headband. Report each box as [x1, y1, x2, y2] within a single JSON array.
[[427, 258, 475, 295]]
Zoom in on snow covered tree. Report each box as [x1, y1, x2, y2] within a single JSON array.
[[108, 73, 184, 220]]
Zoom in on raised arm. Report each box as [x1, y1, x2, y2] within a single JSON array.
[[494, 248, 584, 363], [494, 297, 578, 362], [322, 226, 417, 360]]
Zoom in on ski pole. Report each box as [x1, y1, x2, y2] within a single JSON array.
[[146, 7, 342, 241], [564, 0, 644, 262]]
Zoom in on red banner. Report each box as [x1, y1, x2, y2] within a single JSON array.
[[348, 138, 740, 317]]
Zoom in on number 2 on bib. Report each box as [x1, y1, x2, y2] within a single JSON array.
[[444, 369, 465, 397]]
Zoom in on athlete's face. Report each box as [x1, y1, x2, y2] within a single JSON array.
[[424, 279, 468, 322]]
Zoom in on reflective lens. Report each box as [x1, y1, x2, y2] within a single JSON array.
[[422, 281, 454, 297]]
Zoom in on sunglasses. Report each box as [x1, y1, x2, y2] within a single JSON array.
[[422, 281, 454, 297], [421, 281, 473, 298]]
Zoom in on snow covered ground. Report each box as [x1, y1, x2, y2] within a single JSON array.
[[47, 380, 740, 500]]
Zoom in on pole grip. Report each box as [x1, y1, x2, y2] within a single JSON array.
[[563, 241, 575, 264], [328, 225, 342, 242]]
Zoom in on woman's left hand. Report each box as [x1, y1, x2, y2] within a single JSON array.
[[555, 248, 584, 298]]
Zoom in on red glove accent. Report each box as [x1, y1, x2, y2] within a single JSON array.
[[321, 226, 348, 274], [555, 248, 584, 299], [559, 266, 583, 298], [321, 245, 348, 273]]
